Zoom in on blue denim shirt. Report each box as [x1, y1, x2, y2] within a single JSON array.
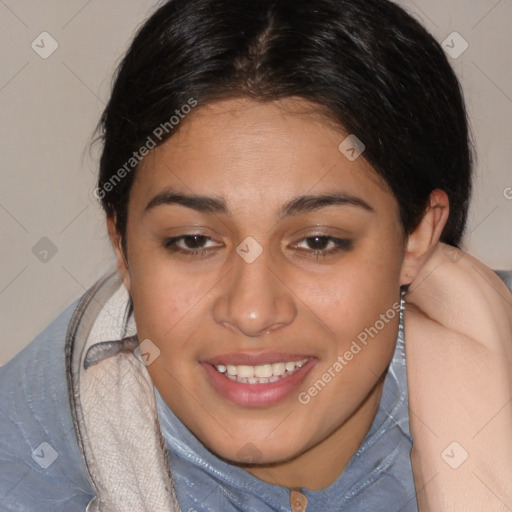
[[0, 299, 94, 511], [155, 306, 418, 512]]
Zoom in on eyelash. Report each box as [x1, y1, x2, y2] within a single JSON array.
[[163, 234, 353, 259]]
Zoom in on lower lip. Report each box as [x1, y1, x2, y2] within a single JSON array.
[[201, 359, 317, 407]]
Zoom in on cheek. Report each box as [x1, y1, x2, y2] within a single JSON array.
[[128, 256, 209, 346], [299, 278, 400, 420], [294, 251, 401, 399], [296, 254, 400, 337]]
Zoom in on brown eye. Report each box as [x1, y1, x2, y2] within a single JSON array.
[[304, 236, 331, 251], [293, 236, 353, 257], [177, 235, 209, 249], [163, 234, 221, 257]]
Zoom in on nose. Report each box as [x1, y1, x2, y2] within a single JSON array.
[[212, 246, 297, 338]]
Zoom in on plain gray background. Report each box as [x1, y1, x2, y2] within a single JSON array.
[[1, 0, 511, 365]]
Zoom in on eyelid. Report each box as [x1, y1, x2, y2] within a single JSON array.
[[290, 234, 353, 255], [290, 225, 355, 238]]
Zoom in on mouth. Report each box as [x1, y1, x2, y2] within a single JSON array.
[[213, 358, 309, 384], [201, 353, 317, 407]]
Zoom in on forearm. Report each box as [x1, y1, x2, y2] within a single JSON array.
[[403, 243, 512, 511]]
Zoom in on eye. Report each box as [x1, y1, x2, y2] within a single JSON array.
[[163, 233, 353, 260], [163, 234, 221, 257], [292, 235, 353, 258]]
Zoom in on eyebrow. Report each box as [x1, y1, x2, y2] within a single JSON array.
[[144, 187, 375, 218]]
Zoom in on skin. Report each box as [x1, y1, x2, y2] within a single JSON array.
[[108, 96, 449, 490]]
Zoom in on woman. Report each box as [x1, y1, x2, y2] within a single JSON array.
[[1, 0, 511, 510]]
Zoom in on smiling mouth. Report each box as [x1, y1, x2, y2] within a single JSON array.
[[212, 358, 309, 384]]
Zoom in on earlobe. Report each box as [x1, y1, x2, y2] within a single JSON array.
[[106, 215, 132, 292], [399, 189, 450, 286]]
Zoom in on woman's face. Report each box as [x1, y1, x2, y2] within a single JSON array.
[[116, 97, 408, 479]]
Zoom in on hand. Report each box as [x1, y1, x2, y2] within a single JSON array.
[[403, 242, 512, 511]]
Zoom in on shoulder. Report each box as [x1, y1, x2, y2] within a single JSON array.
[[0, 298, 94, 511]]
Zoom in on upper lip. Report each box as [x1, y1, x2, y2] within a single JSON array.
[[201, 351, 314, 366]]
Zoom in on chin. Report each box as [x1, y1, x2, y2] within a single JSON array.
[[211, 438, 305, 466]]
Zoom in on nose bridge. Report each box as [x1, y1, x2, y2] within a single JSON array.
[[213, 243, 296, 337]]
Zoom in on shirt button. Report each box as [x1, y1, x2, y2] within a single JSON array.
[[290, 488, 308, 512]]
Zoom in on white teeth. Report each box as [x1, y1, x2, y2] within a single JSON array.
[[237, 365, 254, 378], [248, 376, 269, 384], [285, 362, 296, 372], [272, 362, 286, 376], [254, 364, 273, 378], [213, 358, 308, 383]]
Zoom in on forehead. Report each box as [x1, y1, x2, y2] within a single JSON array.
[[132, 97, 393, 212]]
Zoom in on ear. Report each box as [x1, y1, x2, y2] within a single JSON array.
[[107, 215, 132, 293], [399, 189, 450, 286]]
